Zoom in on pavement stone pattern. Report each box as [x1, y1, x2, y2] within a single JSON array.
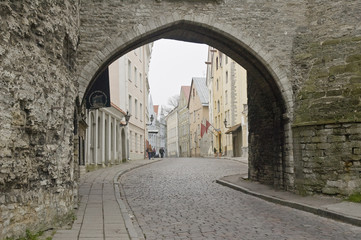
[[121, 158, 361, 240], [53, 159, 156, 240]]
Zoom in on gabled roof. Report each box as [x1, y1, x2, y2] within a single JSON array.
[[188, 77, 208, 107], [180, 86, 191, 100], [154, 105, 159, 114]]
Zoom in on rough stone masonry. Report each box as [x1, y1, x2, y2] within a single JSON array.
[[0, 0, 361, 239]]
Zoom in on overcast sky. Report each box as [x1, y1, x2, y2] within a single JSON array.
[[148, 39, 208, 108]]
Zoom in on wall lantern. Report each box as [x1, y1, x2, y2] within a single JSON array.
[[146, 114, 154, 126], [120, 111, 131, 127]]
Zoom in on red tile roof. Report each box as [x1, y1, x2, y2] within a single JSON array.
[[154, 105, 159, 114], [181, 86, 191, 100]]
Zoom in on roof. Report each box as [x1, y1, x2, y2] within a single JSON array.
[[181, 86, 191, 100], [225, 123, 243, 134], [188, 77, 208, 107], [153, 105, 159, 114]]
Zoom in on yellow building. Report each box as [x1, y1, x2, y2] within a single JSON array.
[[207, 47, 248, 157]]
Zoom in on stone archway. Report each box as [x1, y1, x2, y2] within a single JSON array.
[[79, 19, 293, 189], [2, 1, 361, 238]]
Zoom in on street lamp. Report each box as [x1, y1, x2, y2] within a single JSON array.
[[146, 114, 154, 126], [120, 111, 131, 127]]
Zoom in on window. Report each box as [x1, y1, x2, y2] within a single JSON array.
[[134, 67, 137, 86], [140, 103, 143, 121], [135, 99, 138, 119], [128, 60, 132, 81], [216, 57, 218, 70], [193, 88, 195, 98], [140, 135, 143, 153], [216, 79, 219, 91], [225, 90, 228, 105], [225, 56, 228, 64], [217, 100, 220, 113], [129, 95, 132, 114], [139, 73, 142, 90], [130, 131, 133, 152], [219, 53, 223, 67], [135, 133, 138, 152], [226, 71, 228, 84]]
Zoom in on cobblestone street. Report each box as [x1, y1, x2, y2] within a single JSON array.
[[121, 158, 361, 240]]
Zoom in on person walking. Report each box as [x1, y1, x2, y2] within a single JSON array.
[[159, 148, 164, 158], [146, 146, 152, 160]]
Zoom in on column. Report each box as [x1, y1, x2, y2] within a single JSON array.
[[94, 109, 99, 165], [101, 111, 105, 165], [112, 118, 117, 163]]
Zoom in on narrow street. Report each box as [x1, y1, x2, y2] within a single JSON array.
[[121, 158, 361, 240]]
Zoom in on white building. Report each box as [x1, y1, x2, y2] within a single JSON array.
[[147, 100, 167, 157], [85, 44, 153, 168], [166, 107, 179, 157]]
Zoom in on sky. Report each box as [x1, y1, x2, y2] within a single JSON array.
[[148, 39, 209, 108]]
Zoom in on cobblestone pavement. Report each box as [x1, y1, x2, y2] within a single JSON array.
[[121, 158, 361, 240]]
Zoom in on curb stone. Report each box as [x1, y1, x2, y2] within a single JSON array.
[[216, 179, 361, 227], [113, 160, 162, 240]]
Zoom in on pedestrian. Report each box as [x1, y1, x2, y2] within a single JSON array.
[[146, 146, 152, 160], [159, 148, 164, 158]]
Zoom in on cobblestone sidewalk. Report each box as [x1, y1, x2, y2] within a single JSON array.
[[53, 159, 160, 240]]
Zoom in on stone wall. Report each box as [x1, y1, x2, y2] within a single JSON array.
[[248, 74, 286, 188], [291, 1, 361, 195], [0, 1, 80, 238], [293, 123, 361, 195]]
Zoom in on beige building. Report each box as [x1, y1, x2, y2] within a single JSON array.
[[207, 46, 248, 157], [188, 77, 210, 157], [178, 86, 191, 157]]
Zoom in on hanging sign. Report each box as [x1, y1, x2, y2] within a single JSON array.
[[85, 68, 111, 109]]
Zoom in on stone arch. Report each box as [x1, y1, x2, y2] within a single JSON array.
[[79, 19, 294, 189], [79, 20, 293, 112]]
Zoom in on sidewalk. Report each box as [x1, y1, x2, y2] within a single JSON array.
[[218, 157, 361, 227], [53, 159, 160, 240]]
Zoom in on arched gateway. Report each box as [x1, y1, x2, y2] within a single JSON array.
[[1, 1, 361, 238], [80, 19, 294, 189]]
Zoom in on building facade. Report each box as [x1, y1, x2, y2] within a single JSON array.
[[178, 86, 191, 157], [206, 47, 248, 157], [126, 45, 153, 160], [166, 107, 179, 157], [85, 44, 153, 167], [188, 77, 210, 157]]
